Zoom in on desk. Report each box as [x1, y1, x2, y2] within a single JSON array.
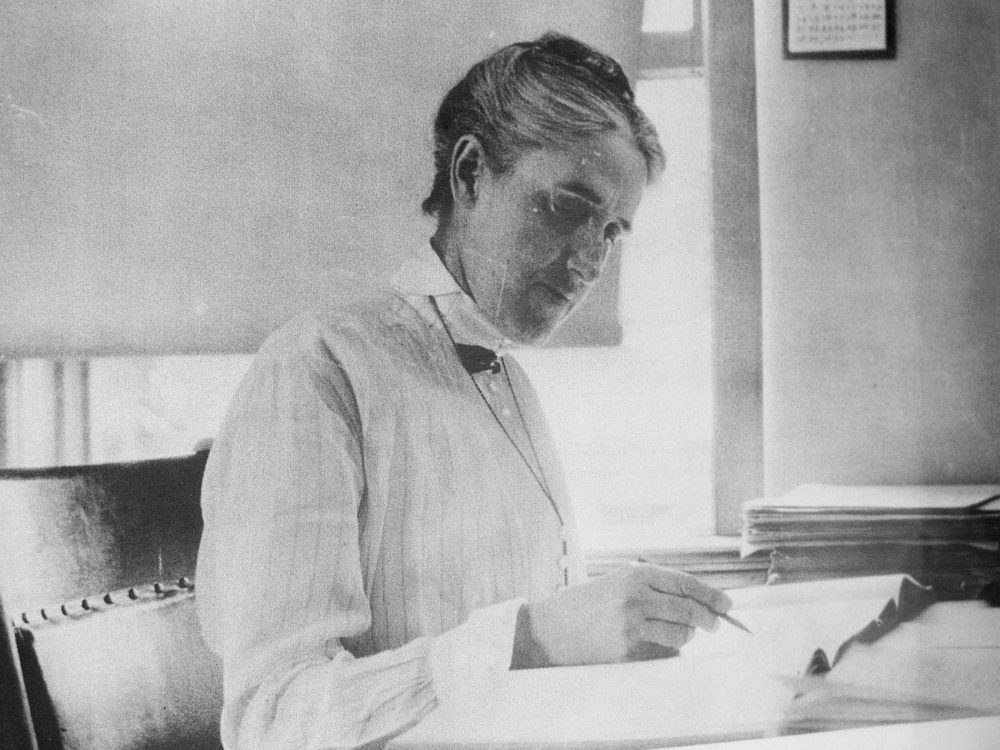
[[390, 578, 1000, 749], [685, 717, 1000, 750]]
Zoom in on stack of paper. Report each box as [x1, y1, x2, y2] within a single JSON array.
[[779, 599, 1000, 735], [742, 485, 1000, 584]]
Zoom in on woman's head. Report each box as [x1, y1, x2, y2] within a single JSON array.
[[422, 32, 665, 223]]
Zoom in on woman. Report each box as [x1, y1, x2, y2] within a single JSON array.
[[196, 32, 731, 749]]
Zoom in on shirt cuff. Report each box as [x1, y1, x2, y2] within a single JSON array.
[[427, 598, 525, 703]]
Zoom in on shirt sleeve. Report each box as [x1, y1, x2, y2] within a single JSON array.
[[195, 322, 524, 749]]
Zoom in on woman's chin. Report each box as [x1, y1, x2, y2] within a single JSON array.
[[506, 311, 570, 346]]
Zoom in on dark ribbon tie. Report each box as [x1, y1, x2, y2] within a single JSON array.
[[454, 343, 501, 374]]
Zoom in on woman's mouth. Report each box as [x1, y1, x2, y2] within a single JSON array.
[[537, 283, 574, 306]]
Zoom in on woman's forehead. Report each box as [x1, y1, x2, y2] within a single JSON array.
[[513, 133, 647, 210]]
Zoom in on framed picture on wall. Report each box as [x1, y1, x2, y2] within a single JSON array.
[[783, 0, 896, 59]]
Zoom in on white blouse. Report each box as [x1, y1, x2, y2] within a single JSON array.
[[196, 244, 585, 749]]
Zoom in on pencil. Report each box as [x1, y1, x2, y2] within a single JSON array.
[[717, 611, 752, 634], [637, 557, 752, 634]]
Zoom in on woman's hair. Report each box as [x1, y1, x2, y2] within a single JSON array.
[[421, 32, 665, 221]]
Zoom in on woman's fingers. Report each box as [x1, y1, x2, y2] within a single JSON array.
[[516, 563, 731, 668], [637, 590, 719, 631], [623, 563, 731, 632], [636, 618, 696, 650], [638, 564, 733, 615], [624, 640, 680, 662]]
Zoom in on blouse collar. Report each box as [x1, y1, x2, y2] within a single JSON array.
[[391, 243, 514, 354]]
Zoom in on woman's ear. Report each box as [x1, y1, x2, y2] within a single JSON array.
[[449, 135, 487, 210]]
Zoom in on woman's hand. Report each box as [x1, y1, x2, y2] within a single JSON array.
[[511, 562, 732, 668]]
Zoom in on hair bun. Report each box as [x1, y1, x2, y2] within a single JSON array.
[[521, 32, 634, 103]]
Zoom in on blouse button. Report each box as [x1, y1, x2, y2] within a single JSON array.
[[500, 406, 512, 419], [487, 379, 500, 393]]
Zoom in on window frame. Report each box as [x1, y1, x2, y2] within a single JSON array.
[[637, 0, 763, 539]]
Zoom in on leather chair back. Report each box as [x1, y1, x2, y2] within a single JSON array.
[[0, 452, 208, 610], [0, 451, 222, 750]]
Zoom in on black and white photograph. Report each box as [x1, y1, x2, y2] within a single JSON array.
[[2, 2, 999, 749]]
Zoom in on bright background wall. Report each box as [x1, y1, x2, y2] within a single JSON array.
[[1, 0, 643, 357], [755, 0, 1000, 494]]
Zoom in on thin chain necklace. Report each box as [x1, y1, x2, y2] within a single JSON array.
[[429, 296, 564, 528]]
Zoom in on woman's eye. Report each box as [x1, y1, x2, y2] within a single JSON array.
[[539, 190, 626, 248], [546, 193, 594, 228]]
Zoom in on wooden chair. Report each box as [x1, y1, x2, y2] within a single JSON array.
[[0, 449, 222, 750]]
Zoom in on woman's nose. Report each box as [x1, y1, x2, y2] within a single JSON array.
[[566, 228, 608, 283], [566, 247, 601, 283]]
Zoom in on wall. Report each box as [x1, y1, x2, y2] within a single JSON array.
[[1, 0, 641, 357], [755, 0, 1000, 493]]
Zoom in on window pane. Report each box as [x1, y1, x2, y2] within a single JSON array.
[[88, 355, 251, 463], [517, 75, 714, 551], [642, 0, 695, 33]]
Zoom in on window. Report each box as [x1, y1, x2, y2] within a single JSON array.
[[1, 0, 761, 552], [88, 356, 251, 463], [0, 356, 250, 468], [521, 0, 763, 547], [516, 1, 717, 551], [641, 0, 695, 34]]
